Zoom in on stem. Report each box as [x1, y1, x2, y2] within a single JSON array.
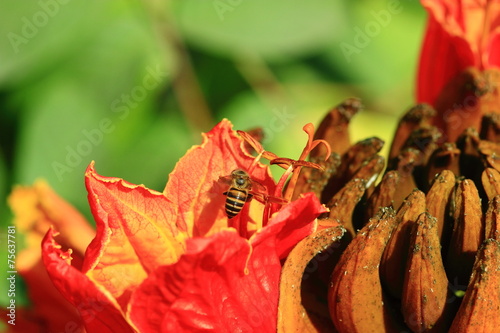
[[283, 166, 302, 202], [282, 128, 318, 201], [144, 1, 214, 134], [275, 165, 294, 197], [235, 52, 288, 110], [263, 200, 271, 227], [171, 38, 214, 133], [272, 165, 294, 213]]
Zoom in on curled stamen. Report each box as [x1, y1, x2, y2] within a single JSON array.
[[309, 139, 331, 161], [303, 123, 315, 152], [237, 124, 333, 219], [237, 130, 278, 160], [238, 130, 263, 152], [271, 157, 325, 202], [300, 123, 332, 161], [275, 164, 295, 200], [281, 124, 332, 201], [270, 158, 325, 171]]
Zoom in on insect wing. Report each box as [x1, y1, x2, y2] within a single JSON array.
[[218, 175, 233, 186], [249, 178, 267, 193]]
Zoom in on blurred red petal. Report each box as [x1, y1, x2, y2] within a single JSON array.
[[9, 180, 94, 262], [16, 258, 83, 332], [2, 181, 95, 331], [417, 17, 469, 104], [417, 0, 500, 104], [488, 31, 500, 66], [0, 308, 43, 333], [418, 1, 475, 104], [42, 228, 136, 333]]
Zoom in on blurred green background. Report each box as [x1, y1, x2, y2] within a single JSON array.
[[0, 0, 426, 308]]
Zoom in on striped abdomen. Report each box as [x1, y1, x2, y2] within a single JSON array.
[[225, 187, 248, 218]]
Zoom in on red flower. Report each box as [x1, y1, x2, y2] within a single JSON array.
[[418, 0, 500, 104], [417, 0, 500, 141], [39, 120, 326, 332], [3, 181, 94, 332]]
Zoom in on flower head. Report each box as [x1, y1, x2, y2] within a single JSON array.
[[418, 0, 500, 103], [19, 119, 327, 332]]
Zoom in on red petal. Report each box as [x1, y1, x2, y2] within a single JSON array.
[[129, 230, 279, 332], [487, 29, 500, 66], [17, 258, 83, 331], [417, 0, 500, 104], [255, 192, 326, 259], [0, 308, 42, 333], [417, 1, 475, 104], [41, 228, 136, 333], [5, 181, 94, 331], [9, 180, 94, 257], [163, 119, 276, 237], [83, 162, 189, 308]]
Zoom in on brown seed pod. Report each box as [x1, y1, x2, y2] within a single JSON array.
[[292, 153, 341, 201], [485, 195, 500, 240], [364, 170, 400, 222], [380, 189, 426, 299], [425, 143, 460, 190], [278, 225, 345, 333], [402, 212, 455, 332], [311, 97, 362, 158], [431, 67, 500, 143], [456, 128, 483, 182], [352, 155, 385, 182], [328, 208, 404, 333], [426, 170, 456, 245], [292, 98, 361, 201], [449, 239, 500, 332], [322, 138, 384, 203], [401, 126, 443, 190], [482, 168, 500, 201], [446, 179, 484, 289], [478, 140, 500, 173], [389, 103, 436, 160], [326, 178, 367, 240], [388, 148, 421, 208], [480, 112, 500, 142]]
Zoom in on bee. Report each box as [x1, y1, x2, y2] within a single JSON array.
[[220, 169, 265, 218], [220, 169, 289, 219]]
